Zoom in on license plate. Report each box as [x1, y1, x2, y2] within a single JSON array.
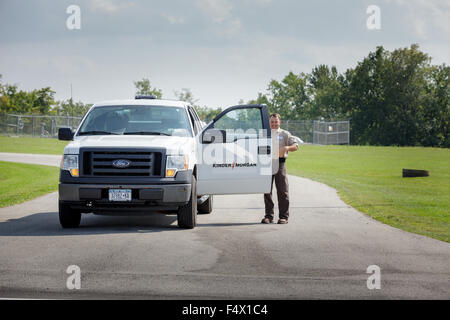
[[109, 189, 132, 202]]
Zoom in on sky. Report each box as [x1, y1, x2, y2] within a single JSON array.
[[0, 0, 449, 108]]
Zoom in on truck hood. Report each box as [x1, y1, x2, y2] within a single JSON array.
[[64, 135, 194, 154]]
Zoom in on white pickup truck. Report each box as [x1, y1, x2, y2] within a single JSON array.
[[58, 95, 273, 229]]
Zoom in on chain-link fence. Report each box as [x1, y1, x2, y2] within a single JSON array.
[[282, 120, 350, 145], [1, 113, 350, 144], [281, 120, 314, 144], [312, 120, 350, 145], [0, 113, 82, 138]]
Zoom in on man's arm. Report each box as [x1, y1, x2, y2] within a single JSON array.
[[286, 133, 299, 152], [278, 133, 299, 157], [279, 144, 298, 157], [286, 144, 298, 152]]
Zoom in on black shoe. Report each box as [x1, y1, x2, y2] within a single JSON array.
[[261, 218, 273, 224]]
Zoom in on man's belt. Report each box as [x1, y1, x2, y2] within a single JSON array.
[[279, 158, 286, 163]]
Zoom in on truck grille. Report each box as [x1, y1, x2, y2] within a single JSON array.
[[82, 151, 162, 177]]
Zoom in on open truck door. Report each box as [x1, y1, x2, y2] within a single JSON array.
[[197, 104, 273, 195]]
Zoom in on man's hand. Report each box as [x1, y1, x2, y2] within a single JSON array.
[[279, 145, 299, 158], [279, 146, 288, 158]]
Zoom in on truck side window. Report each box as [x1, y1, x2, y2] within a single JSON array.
[[214, 108, 263, 132]]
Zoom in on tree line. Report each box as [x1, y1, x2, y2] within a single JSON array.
[[1, 44, 448, 147], [248, 45, 448, 147], [0, 74, 91, 118]]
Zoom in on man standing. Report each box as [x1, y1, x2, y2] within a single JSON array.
[[262, 113, 299, 224]]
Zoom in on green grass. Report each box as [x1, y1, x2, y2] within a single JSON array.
[[0, 161, 59, 208], [287, 145, 450, 243], [0, 135, 68, 155]]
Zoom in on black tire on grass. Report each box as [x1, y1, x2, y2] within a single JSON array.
[[402, 169, 429, 178]]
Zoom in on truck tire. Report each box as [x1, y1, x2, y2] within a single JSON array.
[[177, 176, 197, 229], [198, 195, 213, 214], [59, 201, 81, 228]]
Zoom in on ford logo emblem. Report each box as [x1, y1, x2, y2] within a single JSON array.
[[112, 159, 131, 168]]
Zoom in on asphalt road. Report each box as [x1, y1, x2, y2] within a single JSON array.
[[0, 153, 449, 299]]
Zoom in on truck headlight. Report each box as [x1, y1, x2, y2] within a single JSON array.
[[166, 155, 188, 177], [61, 154, 79, 177]]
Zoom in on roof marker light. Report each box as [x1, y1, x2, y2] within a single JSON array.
[[135, 95, 157, 100]]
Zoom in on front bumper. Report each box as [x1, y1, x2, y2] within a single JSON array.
[[59, 183, 192, 212]]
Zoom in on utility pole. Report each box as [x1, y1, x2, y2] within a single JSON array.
[[70, 84, 73, 127]]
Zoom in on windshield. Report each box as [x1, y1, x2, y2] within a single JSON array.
[[77, 105, 192, 137]]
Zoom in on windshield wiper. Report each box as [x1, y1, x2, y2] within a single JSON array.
[[123, 131, 171, 136], [78, 131, 119, 135]]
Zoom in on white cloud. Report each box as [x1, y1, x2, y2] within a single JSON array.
[[14, 54, 97, 77], [385, 0, 450, 39], [161, 13, 184, 24], [248, 0, 272, 5], [224, 18, 241, 36], [195, 0, 233, 23], [90, 0, 135, 14], [195, 0, 241, 36]]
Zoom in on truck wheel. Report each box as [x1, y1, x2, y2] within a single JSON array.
[[198, 195, 213, 214], [177, 176, 197, 229], [59, 201, 81, 228]]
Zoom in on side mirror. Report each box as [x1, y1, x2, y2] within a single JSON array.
[[58, 127, 74, 141], [202, 128, 226, 144]]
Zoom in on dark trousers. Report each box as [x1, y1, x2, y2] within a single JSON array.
[[264, 161, 289, 220]]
